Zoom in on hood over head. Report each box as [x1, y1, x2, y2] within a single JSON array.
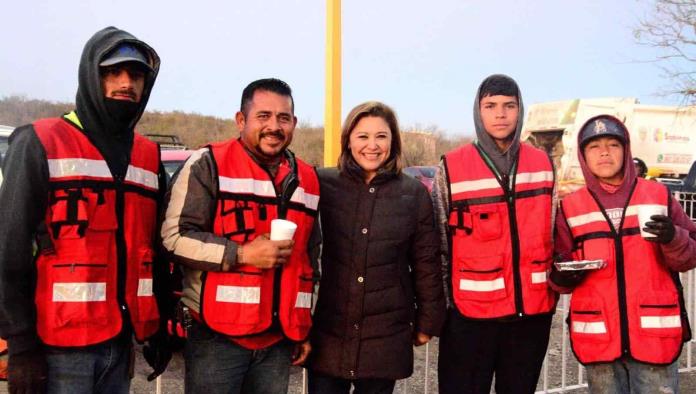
[[75, 26, 160, 138], [577, 114, 635, 196], [473, 74, 524, 175]]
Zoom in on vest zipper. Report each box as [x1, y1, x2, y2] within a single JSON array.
[[114, 174, 129, 323], [474, 142, 524, 316]]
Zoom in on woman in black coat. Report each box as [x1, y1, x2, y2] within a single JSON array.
[[307, 101, 445, 394]]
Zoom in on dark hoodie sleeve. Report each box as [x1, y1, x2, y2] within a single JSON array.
[[0, 125, 49, 355], [659, 194, 696, 272], [550, 203, 577, 294], [153, 163, 173, 324]]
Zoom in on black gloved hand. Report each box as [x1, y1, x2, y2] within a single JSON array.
[[549, 267, 588, 288], [8, 351, 48, 394], [143, 331, 172, 381], [643, 214, 676, 244]]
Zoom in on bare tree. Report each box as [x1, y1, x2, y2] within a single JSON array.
[[634, 0, 696, 102]]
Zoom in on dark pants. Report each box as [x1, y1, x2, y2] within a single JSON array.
[[438, 310, 552, 394], [45, 333, 131, 394], [308, 370, 396, 394], [184, 320, 293, 394]]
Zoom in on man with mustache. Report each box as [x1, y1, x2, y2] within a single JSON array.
[[0, 27, 171, 393], [161, 78, 321, 393]]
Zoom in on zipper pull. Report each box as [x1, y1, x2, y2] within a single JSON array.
[[71, 263, 75, 273]]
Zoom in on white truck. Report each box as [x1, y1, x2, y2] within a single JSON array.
[[522, 98, 696, 195], [0, 125, 15, 186]]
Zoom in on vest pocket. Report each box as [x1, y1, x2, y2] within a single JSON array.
[[576, 237, 614, 280], [220, 200, 256, 239], [132, 248, 159, 324], [569, 297, 611, 343], [46, 258, 110, 328], [528, 247, 552, 290], [454, 254, 507, 301], [291, 272, 314, 330], [206, 269, 264, 328], [470, 205, 502, 241], [637, 292, 682, 338], [49, 189, 89, 239]]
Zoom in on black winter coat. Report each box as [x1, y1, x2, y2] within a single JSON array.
[[308, 168, 445, 380]]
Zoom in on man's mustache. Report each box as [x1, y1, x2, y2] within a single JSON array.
[[260, 131, 285, 140], [111, 89, 137, 100]]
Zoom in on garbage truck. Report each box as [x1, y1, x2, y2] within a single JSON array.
[[522, 98, 696, 195]]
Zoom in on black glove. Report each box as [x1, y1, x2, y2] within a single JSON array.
[[8, 351, 48, 394], [549, 267, 588, 288], [143, 331, 172, 381], [643, 214, 675, 244]]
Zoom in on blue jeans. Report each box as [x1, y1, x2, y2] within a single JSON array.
[[586, 358, 678, 394], [44, 333, 131, 394], [184, 320, 293, 394]]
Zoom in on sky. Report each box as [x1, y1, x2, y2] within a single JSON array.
[[0, 0, 685, 136]]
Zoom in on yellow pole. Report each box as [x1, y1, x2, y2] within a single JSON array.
[[324, 0, 341, 167]]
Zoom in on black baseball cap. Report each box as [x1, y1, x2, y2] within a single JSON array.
[[578, 115, 627, 149], [99, 43, 152, 71]]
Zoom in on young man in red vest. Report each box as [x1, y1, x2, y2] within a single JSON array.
[[432, 74, 557, 394], [550, 114, 696, 393], [0, 27, 171, 393], [161, 78, 321, 393]]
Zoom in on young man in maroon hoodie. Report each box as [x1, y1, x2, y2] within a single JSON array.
[[550, 114, 696, 393]]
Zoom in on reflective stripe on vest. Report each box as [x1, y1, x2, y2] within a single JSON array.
[[202, 139, 318, 341], [445, 143, 555, 319], [32, 116, 160, 347], [562, 178, 685, 365]]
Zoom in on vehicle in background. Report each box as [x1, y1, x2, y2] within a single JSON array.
[[161, 149, 195, 180], [145, 133, 187, 150], [403, 165, 437, 192], [0, 125, 15, 186], [523, 98, 696, 196]]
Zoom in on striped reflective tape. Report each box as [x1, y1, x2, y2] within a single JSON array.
[[572, 321, 607, 334], [450, 178, 499, 194], [566, 212, 606, 229], [515, 171, 554, 185], [219, 177, 319, 209], [450, 171, 553, 194], [459, 277, 505, 292], [48, 158, 111, 179], [219, 177, 276, 198], [52, 282, 107, 302], [125, 165, 159, 190], [531, 271, 547, 284], [215, 285, 261, 304], [640, 315, 681, 329], [295, 292, 312, 308], [137, 278, 153, 297], [290, 187, 319, 210]]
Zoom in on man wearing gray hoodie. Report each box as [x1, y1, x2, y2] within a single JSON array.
[[432, 74, 556, 394]]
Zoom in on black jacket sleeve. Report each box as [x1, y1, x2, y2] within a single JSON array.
[[0, 125, 49, 355]]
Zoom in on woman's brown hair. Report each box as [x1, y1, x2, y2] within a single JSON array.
[[337, 101, 404, 180]]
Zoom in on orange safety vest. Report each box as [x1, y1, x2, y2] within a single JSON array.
[[562, 178, 690, 365], [445, 142, 555, 319], [200, 139, 319, 341], [33, 116, 160, 347]]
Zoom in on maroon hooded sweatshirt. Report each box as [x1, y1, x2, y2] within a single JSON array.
[[551, 118, 696, 293]]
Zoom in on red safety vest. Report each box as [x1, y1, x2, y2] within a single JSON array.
[[32, 115, 161, 347], [444, 142, 555, 319], [562, 178, 689, 365], [201, 139, 319, 341]]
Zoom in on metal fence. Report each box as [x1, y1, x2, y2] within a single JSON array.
[[149, 191, 696, 394]]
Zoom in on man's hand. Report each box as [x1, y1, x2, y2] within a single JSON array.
[[240, 234, 294, 269], [291, 340, 311, 366], [8, 351, 47, 394], [643, 214, 676, 244], [143, 332, 172, 381], [413, 332, 431, 347]]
